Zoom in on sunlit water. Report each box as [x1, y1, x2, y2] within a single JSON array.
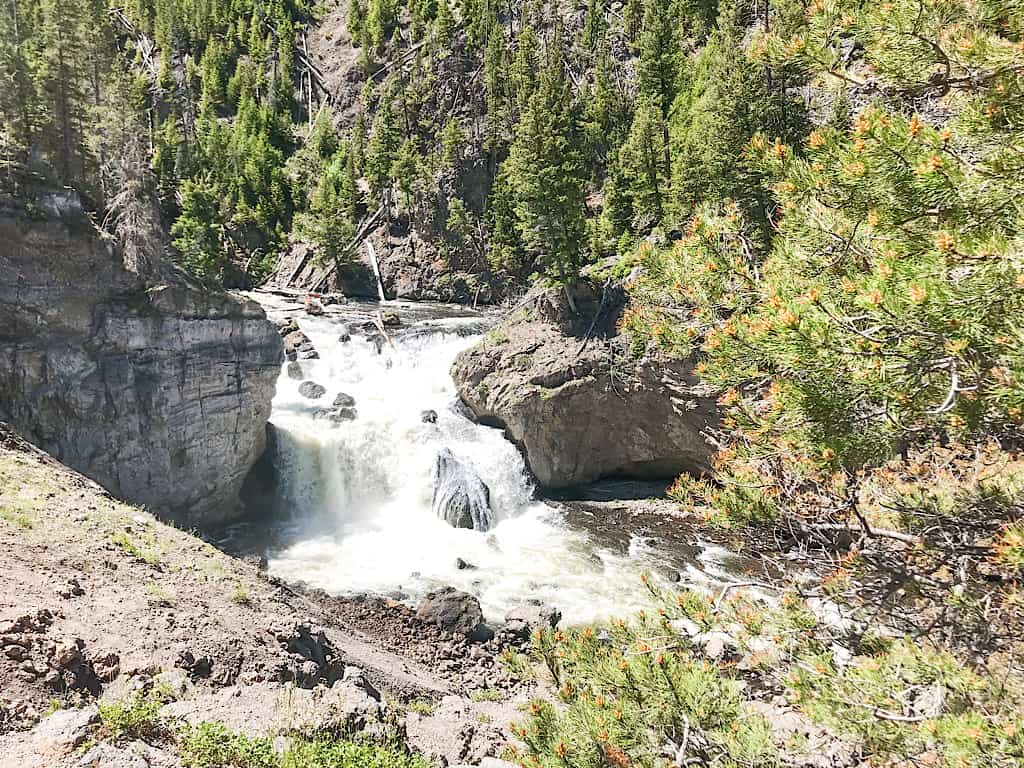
[[237, 293, 754, 626]]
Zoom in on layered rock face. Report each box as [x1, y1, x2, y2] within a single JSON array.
[[451, 278, 719, 489], [0, 207, 282, 527]]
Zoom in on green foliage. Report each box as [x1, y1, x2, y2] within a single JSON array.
[[668, 7, 808, 242], [637, 0, 680, 119], [516, 593, 776, 768], [619, 99, 669, 230], [626, 0, 1024, 527], [517, 581, 1024, 768], [405, 698, 436, 715], [98, 689, 174, 743], [282, 739, 433, 768], [180, 722, 278, 768], [500, 24, 588, 283]]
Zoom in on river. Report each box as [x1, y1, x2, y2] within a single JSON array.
[[224, 292, 757, 626]]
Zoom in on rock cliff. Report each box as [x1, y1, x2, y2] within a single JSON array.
[[451, 278, 719, 489], [0, 203, 282, 527]]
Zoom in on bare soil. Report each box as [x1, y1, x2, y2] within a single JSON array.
[[0, 424, 532, 767]]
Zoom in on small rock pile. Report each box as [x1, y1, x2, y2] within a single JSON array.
[[1, 610, 118, 724]]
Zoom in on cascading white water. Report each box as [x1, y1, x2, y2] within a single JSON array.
[[252, 294, 747, 626]]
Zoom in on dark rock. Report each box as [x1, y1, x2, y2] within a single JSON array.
[[57, 578, 85, 599], [468, 624, 495, 644], [455, 557, 477, 570], [284, 329, 317, 360], [433, 449, 493, 532], [286, 361, 304, 380], [299, 381, 327, 400], [314, 407, 357, 424], [421, 410, 439, 424], [273, 623, 343, 686], [305, 295, 325, 315], [333, 392, 356, 408], [342, 665, 381, 701], [175, 650, 213, 679], [339, 332, 351, 343], [416, 587, 485, 637]]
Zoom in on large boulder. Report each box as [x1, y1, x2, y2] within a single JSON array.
[[416, 588, 485, 637], [451, 277, 718, 489], [0, 204, 282, 528], [433, 449, 494, 531]]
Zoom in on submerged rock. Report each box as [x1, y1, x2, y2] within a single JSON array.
[[333, 392, 356, 408], [313, 406, 358, 424], [421, 409, 438, 424], [284, 329, 318, 360], [505, 603, 562, 633], [451, 276, 718, 488], [286, 361, 304, 380], [299, 381, 327, 400], [432, 449, 494, 532]]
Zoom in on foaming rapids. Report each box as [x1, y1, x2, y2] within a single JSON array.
[[246, 295, 749, 626]]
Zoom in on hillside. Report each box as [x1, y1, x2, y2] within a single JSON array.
[[0, 422, 540, 766], [0, 0, 807, 298]]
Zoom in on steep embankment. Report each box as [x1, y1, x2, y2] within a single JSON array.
[[0, 200, 281, 527], [0, 424, 534, 767], [452, 276, 719, 489], [264, 1, 511, 304]]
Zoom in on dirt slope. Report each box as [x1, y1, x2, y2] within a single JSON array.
[[0, 423, 529, 767]]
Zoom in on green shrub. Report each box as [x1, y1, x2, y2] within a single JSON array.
[[281, 739, 433, 768], [179, 722, 279, 768], [98, 689, 173, 743]]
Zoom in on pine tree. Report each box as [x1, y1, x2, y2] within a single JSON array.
[[580, 0, 607, 57], [348, 0, 365, 42], [623, 0, 644, 45], [483, 22, 509, 151], [638, 0, 680, 120], [365, 88, 401, 200], [0, 0, 41, 179], [440, 117, 464, 167], [367, 0, 398, 51], [620, 98, 667, 228], [510, 26, 540, 121], [37, 0, 94, 190], [503, 23, 587, 282], [668, 7, 805, 239], [434, 0, 454, 46], [172, 176, 226, 279], [300, 141, 359, 258], [581, 44, 625, 165]]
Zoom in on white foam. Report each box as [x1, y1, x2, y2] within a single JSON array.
[[258, 301, 718, 625]]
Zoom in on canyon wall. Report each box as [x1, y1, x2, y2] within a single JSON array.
[[0, 199, 281, 527]]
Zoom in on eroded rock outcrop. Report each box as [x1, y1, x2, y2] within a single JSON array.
[[451, 277, 718, 489], [0, 206, 281, 527]]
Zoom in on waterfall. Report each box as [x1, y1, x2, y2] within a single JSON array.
[[246, 295, 748, 626]]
